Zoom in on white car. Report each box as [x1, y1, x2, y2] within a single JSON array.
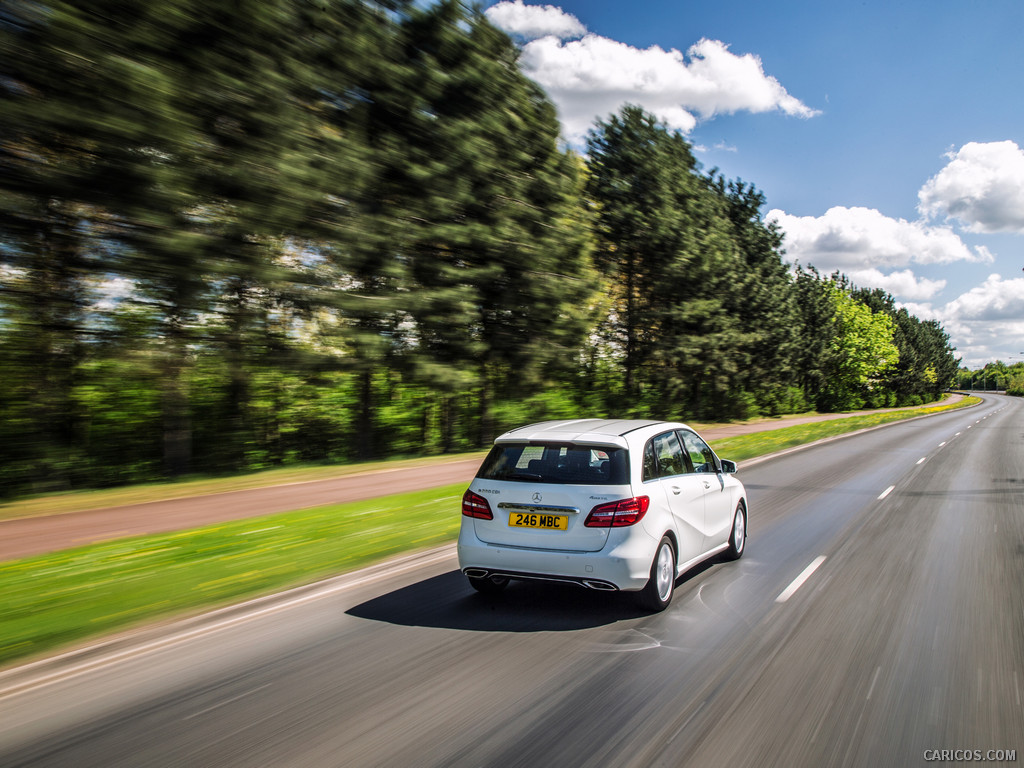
[[457, 419, 747, 611]]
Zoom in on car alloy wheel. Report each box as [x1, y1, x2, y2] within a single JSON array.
[[638, 537, 675, 611], [723, 505, 746, 561]]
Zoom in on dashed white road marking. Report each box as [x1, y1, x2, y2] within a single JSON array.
[[866, 666, 882, 700], [776, 556, 827, 603], [183, 683, 272, 720], [916, 457, 926, 465], [878, 485, 895, 500]]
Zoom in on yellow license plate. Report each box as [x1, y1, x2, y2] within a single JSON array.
[[508, 512, 568, 531]]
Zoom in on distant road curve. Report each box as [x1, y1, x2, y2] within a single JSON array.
[[0, 394, 968, 562]]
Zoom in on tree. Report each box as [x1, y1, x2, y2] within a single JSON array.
[[0, 0, 970, 496], [586, 107, 809, 420], [714, 177, 801, 416], [819, 284, 899, 410], [0, 0, 193, 487], [854, 287, 959, 404], [410, 5, 597, 444], [348, 1, 597, 449], [586, 106, 708, 409]]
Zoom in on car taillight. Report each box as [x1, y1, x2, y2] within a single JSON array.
[[584, 496, 650, 527], [462, 489, 493, 520]]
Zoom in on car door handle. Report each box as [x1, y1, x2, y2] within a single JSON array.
[[670, 486, 681, 495]]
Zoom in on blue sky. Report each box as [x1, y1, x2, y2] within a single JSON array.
[[483, 0, 1024, 368]]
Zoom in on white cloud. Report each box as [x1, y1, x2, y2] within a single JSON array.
[[485, 1, 586, 40], [770, 201, 1023, 364], [486, 3, 818, 143], [900, 274, 1024, 367], [845, 268, 946, 300], [918, 141, 1024, 233], [766, 205, 996, 300], [768, 206, 992, 270], [943, 273, 1024, 322], [896, 301, 942, 322]]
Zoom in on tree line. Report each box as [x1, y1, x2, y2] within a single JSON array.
[[0, 0, 959, 497], [957, 362, 1024, 395]]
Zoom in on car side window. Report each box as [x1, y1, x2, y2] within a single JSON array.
[[679, 431, 717, 474], [651, 431, 686, 478], [642, 441, 658, 482]]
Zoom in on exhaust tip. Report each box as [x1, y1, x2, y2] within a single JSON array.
[[582, 579, 617, 591], [464, 568, 489, 579]]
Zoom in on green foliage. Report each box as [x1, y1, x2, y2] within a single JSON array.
[[852, 287, 960, 404], [960, 361, 1024, 395], [789, 269, 957, 412], [818, 285, 899, 410], [0, 483, 466, 665], [0, 8, 964, 499], [585, 105, 704, 404]]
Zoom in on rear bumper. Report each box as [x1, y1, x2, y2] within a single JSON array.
[[461, 566, 619, 591], [457, 520, 656, 592]]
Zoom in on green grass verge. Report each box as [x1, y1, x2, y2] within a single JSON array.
[[0, 484, 466, 667], [710, 395, 980, 463], [0, 394, 980, 668], [0, 451, 488, 522]]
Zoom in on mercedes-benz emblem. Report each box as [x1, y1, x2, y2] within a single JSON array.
[[532, 492, 542, 503]]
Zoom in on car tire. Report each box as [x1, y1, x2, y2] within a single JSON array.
[[637, 536, 676, 612], [722, 504, 746, 561], [468, 575, 509, 594]]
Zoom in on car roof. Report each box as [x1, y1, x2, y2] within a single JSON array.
[[494, 419, 685, 448]]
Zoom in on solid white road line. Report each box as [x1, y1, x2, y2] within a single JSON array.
[[776, 556, 827, 603], [0, 545, 457, 700]]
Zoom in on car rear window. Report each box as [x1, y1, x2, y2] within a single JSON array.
[[476, 443, 629, 485]]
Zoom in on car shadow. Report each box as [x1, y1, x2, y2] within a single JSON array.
[[346, 570, 650, 632], [346, 561, 720, 633]]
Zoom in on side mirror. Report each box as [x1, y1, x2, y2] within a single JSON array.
[[719, 459, 738, 474]]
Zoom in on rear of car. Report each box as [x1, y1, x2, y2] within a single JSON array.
[[459, 438, 658, 591], [457, 418, 747, 611], [459, 420, 671, 595]]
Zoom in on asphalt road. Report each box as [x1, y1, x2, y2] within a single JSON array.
[[0, 394, 1020, 767]]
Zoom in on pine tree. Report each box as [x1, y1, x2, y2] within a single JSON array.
[[715, 178, 800, 415], [586, 106, 704, 407], [0, 0, 193, 488]]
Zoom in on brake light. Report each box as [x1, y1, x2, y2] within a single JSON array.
[[462, 489, 493, 520], [584, 496, 650, 527]]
